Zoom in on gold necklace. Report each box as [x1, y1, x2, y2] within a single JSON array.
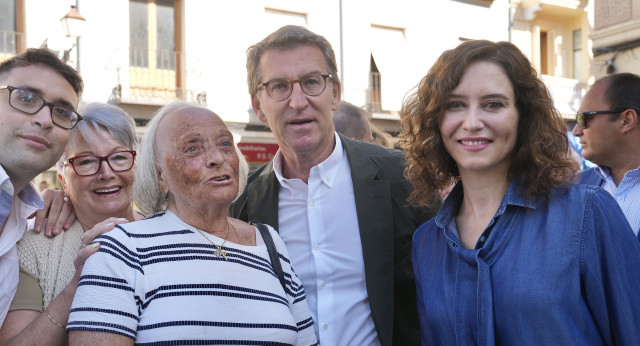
[[196, 222, 230, 261]]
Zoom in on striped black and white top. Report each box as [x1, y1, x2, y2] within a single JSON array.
[[67, 210, 318, 345]]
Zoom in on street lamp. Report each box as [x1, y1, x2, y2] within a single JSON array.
[[60, 5, 86, 68]]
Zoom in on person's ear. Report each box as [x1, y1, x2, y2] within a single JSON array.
[[331, 80, 342, 111], [251, 93, 268, 124], [620, 109, 638, 134]]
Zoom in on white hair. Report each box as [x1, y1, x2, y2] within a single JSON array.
[[133, 101, 248, 216]]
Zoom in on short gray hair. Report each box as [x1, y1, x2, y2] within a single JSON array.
[[133, 101, 249, 216], [58, 102, 137, 177], [333, 101, 371, 140], [246, 25, 340, 95]]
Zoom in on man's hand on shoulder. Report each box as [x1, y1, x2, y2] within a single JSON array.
[[29, 189, 76, 237]]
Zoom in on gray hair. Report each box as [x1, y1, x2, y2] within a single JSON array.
[[134, 101, 249, 216], [333, 101, 371, 141], [58, 102, 137, 178], [246, 25, 340, 95]]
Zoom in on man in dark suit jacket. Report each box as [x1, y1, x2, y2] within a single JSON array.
[[230, 25, 437, 345]]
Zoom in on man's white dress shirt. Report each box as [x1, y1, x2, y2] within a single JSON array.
[[0, 165, 43, 326], [595, 165, 640, 234], [273, 134, 381, 345]]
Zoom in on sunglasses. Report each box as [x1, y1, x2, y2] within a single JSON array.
[[575, 109, 626, 129]]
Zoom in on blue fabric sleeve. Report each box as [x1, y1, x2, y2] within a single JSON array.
[[581, 188, 640, 345]]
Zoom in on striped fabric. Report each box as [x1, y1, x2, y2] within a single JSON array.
[[595, 166, 640, 236], [67, 211, 318, 345]]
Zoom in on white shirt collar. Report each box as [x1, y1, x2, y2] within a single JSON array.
[[273, 132, 344, 190]]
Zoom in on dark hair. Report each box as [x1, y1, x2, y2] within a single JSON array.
[[246, 25, 339, 95], [333, 101, 370, 140], [400, 40, 577, 207], [593, 73, 640, 120], [0, 48, 83, 97]]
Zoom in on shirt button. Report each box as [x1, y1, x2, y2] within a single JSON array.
[[480, 236, 486, 243], [326, 177, 331, 182], [320, 281, 326, 287], [310, 200, 316, 206], [323, 324, 329, 330], [314, 243, 320, 250]]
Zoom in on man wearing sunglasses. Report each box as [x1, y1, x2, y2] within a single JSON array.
[[0, 48, 83, 326], [573, 72, 640, 240]]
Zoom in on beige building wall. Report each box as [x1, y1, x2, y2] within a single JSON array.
[[591, 0, 640, 79]]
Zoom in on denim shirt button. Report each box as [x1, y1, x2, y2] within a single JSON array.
[[480, 236, 486, 243]]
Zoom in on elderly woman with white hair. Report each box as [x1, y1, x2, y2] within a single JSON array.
[[0, 103, 142, 345], [67, 102, 317, 345]]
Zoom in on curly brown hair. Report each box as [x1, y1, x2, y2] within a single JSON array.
[[400, 40, 577, 207]]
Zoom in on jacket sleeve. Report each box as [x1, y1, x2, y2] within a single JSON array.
[[580, 188, 640, 345]]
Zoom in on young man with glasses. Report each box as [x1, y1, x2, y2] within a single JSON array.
[[0, 48, 83, 327], [230, 25, 437, 345], [573, 73, 640, 240]]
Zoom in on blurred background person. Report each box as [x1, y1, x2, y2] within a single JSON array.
[[67, 102, 316, 345], [333, 100, 374, 143], [37, 181, 49, 192], [401, 40, 640, 345], [370, 123, 394, 148], [0, 103, 140, 344]]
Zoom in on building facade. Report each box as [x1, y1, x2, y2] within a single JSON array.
[[590, 0, 640, 79], [1, 0, 594, 176]]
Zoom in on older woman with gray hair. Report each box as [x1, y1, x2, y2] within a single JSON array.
[[0, 103, 142, 345], [67, 102, 317, 345]]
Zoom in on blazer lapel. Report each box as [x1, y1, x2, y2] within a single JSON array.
[[246, 163, 280, 230], [342, 136, 395, 345]]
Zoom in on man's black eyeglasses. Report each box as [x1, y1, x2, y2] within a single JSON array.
[[575, 109, 626, 129], [259, 74, 332, 101], [0, 85, 82, 129]]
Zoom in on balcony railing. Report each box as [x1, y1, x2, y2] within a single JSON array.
[[540, 75, 587, 120], [114, 47, 204, 104], [366, 72, 382, 113]]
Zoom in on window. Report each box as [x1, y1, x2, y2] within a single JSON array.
[[129, 0, 175, 69], [572, 29, 582, 79], [0, 0, 16, 54], [128, 0, 181, 100], [540, 31, 548, 75], [0, 0, 24, 57], [369, 25, 407, 112], [368, 55, 381, 112]]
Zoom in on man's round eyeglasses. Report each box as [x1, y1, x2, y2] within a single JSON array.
[[0, 85, 83, 130], [259, 74, 332, 101], [575, 109, 626, 129], [65, 151, 137, 176]]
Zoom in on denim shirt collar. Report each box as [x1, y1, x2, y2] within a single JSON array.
[[435, 177, 537, 251]]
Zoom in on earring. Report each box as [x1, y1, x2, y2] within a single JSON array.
[[160, 192, 169, 202]]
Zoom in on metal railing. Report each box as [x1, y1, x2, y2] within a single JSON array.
[[540, 75, 587, 119], [126, 47, 181, 101], [366, 72, 382, 113], [114, 47, 204, 104]]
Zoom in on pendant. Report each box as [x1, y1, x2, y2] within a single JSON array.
[[214, 246, 227, 261]]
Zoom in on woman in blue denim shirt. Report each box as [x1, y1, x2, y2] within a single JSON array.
[[400, 40, 640, 345]]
